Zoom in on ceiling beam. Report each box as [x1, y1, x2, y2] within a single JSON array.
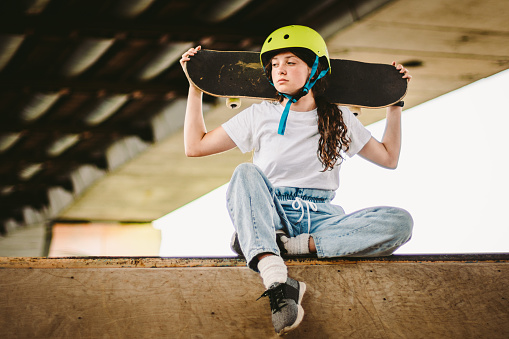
[[0, 17, 268, 42], [0, 148, 109, 173], [0, 76, 189, 94], [0, 121, 154, 140]]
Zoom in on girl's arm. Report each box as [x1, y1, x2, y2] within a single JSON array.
[[358, 62, 411, 169], [180, 46, 237, 157]]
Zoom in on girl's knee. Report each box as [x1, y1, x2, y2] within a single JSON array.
[[387, 207, 413, 241], [227, 163, 270, 201], [231, 163, 261, 181]]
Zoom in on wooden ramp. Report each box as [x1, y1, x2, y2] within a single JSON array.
[[1, 254, 508, 338]]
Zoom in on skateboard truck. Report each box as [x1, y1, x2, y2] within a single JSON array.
[[227, 98, 360, 117], [227, 99, 361, 117], [348, 106, 361, 116], [226, 97, 241, 109]]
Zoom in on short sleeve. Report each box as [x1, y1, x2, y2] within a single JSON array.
[[340, 106, 372, 157], [221, 106, 255, 154]]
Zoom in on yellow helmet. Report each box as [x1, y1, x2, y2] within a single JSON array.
[[260, 25, 330, 73]]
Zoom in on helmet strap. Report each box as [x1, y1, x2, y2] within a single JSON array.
[[277, 96, 296, 135], [303, 56, 329, 94], [276, 55, 329, 135]]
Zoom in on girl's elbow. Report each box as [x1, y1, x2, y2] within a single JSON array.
[[377, 153, 399, 169], [386, 157, 399, 170], [185, 150, 202, 158], [184, 145, 201, 157]]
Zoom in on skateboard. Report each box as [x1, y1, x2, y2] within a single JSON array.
[[183, 49, 407, 110]]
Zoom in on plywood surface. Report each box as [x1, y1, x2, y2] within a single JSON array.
[[1, 256, 508, 338]]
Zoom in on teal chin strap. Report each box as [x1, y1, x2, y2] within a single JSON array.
[[278, 96, 297, 135], [276, 55, 329, 135], [302, 55, 329, 95]]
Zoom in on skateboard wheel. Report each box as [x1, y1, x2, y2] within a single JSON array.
[[226, 98, 241, 109]]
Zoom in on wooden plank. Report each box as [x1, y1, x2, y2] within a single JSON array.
[[0, 255, 508, 338], [0, 253, 509, 269], [1, 253, 508, 268]]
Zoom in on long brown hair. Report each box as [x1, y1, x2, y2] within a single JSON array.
[[264, 48, 350, 171]]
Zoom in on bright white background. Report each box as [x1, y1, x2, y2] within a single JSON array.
[[153, 69, 509, 257]]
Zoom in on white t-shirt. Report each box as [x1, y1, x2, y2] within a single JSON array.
[[222, 101, 371, 191]]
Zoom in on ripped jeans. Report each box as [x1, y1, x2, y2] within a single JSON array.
[[226, 163, 413, 270]]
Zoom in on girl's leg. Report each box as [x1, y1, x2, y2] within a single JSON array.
[[226, 164, 306, 335], [226, 163, 290, 271], [311, 206, 413, 257]]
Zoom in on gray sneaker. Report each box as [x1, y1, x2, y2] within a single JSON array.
[[257, 277, 306, 335], [230, 232, 244, 257]]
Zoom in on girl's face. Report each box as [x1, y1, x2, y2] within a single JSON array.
[[270, 52, 311, 96]]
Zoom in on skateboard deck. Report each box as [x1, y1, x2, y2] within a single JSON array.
[[184, 49, 407, 108]]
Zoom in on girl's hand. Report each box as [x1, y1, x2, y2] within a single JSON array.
[[181, 46, 202, 91], [392, 61, 412, 82], [180, 46, 202, 68]]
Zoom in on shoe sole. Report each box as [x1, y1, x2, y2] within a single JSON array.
[[277, 281, 307, 336]]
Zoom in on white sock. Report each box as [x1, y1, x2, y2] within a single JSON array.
[[280, 233, 310, 255], [257, 255, 288, 289]]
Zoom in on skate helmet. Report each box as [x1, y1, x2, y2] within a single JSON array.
[[260, 25, 330, 135], [260, 25, 330, 73]]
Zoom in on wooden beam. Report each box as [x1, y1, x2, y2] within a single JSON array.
[[0, 77, 189, 94], [0, 255, 507, 338], [0, 17, 267, 42]]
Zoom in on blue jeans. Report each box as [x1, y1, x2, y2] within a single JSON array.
[[226, 163, 413, 270]]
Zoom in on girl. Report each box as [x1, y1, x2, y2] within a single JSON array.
[[180, 25, 413, 335]]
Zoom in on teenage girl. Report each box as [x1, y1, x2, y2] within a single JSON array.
[[180, 25, 413, 335]]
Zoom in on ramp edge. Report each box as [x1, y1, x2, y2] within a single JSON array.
[[1, 253, 508, 269]]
